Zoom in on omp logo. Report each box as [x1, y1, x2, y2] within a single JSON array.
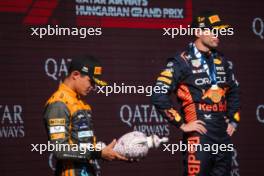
[[0, 0, 59, 25]]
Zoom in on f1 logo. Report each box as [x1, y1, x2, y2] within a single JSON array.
[[0, 0, 59, 25]]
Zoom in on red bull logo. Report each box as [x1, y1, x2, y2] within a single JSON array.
[[188, 136, 201, 175], [202, 85, 227, 103], [199, 101, 227, 112]]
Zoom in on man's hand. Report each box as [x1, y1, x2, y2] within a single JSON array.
[[101, 139, 128, 161], [226, 123, 236, 136], [180, 120, 207, 135]]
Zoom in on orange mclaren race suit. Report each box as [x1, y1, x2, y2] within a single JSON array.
[[152, 43, 240, 176], [44, 83, 101, 176]]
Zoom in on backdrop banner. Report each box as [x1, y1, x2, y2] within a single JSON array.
[[0, 0, 264, 176]]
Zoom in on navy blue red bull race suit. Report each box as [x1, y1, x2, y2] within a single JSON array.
[[152, 43, 240, 176]]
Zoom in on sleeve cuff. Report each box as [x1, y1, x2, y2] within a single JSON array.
[[229, 121, 238, 129], [91, 150, 102, 159], [170, 119, 184, 128], [228, 112, 240, 125]]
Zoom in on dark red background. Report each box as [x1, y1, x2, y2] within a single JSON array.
[[1, 0, 264, 175]]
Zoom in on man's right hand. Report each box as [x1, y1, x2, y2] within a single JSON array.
[[101, 139, 128, 161], [180, 120, 207, 135]]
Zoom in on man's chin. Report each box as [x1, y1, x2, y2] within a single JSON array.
[[84, 90, 92, 95], [80, 92, 88, 96], [212, 45, 218, 49], [209, 43, 218, 49], [212, 40, 219, 48], [203, 42, 218, 50]]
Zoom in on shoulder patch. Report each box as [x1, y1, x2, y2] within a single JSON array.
[[157, 76, 172, 85], [160, 70, 173, 78]]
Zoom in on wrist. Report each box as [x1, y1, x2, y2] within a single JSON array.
[[91, 150, 102, 159], [229, 121, 238, 129], [179, 123, 186, 131]]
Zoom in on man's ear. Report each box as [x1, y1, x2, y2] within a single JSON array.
[[70, 71, 81, 80], [194, 28, 202, 38]]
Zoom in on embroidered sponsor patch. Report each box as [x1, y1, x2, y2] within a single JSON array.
[[94, 67, 102, 75], [209, 15, 220, 24], [49, 118, 66, 126], [50, 133, 65, 140], [78, 130, 94, 138], [49, 126, 66, 134], [78, 122, 89, 130], [191, 59, 201, 68], [214, 58, 222, 65]]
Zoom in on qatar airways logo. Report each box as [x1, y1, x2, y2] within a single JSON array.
[[44, 58, 72, 81], [0, 105, 25, 138], [119, 104, 170, 137], [256, 105, 264, 123], [252, 17, 264, 40]]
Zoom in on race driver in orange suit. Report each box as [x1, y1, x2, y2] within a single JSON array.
[[152, 11, 240, 176], [44, 56, 127, 176]]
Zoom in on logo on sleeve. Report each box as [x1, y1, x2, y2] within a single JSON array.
[[214, 58, 222, 65], [49, 118, 66, 126], [49, 126, 66, 134], [78, 130, 94, 138], [50, 133, 65, 140]]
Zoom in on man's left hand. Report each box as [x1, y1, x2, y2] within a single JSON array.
[[226, 123, 236, 136]]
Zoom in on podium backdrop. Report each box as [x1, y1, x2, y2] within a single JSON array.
[[0, 0, 264, 175]]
